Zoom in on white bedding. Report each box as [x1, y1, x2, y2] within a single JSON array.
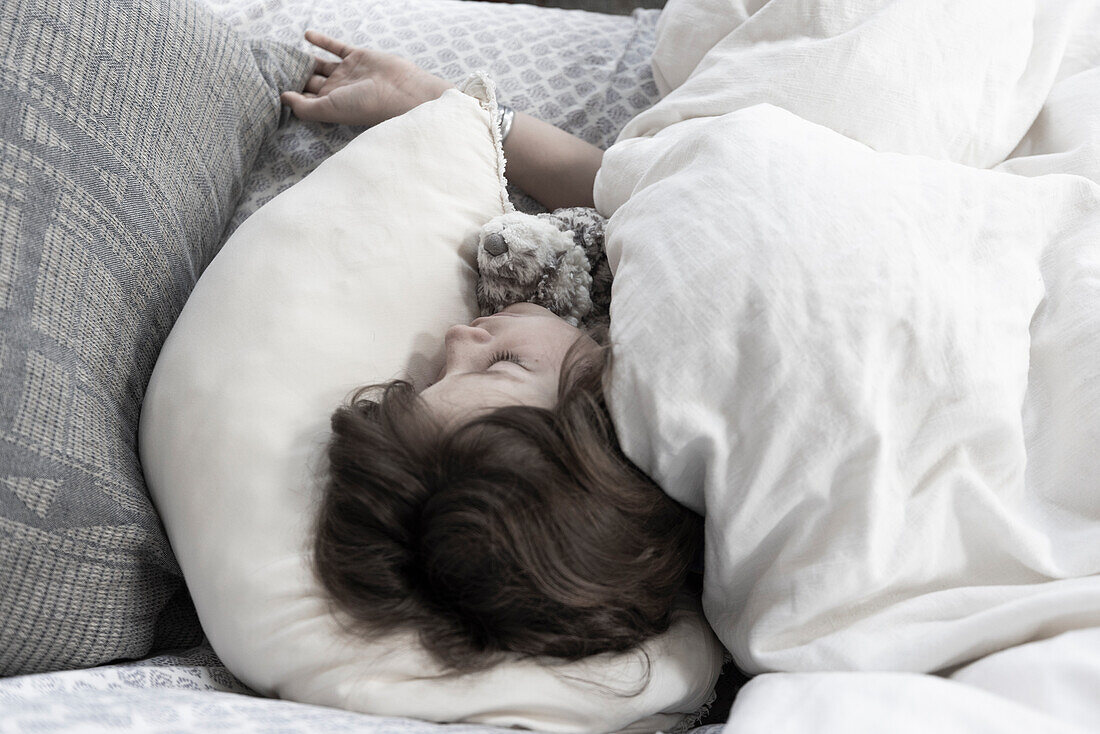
[[593, 0, 1100, 730]]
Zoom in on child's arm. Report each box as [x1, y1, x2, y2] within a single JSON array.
[[500, 111, 602, 211], [280, 31, 603, 211]]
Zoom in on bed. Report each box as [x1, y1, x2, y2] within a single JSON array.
[[2, 0, 1098, 732]]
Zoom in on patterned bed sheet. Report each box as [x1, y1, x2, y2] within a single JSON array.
[[0, 642, 729, 733]]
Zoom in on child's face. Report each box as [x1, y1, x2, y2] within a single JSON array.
[[420, 303, 596, 425]]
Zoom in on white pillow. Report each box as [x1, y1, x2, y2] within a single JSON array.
[[138, 75, 724, 733]]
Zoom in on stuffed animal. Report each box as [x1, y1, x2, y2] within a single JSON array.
[[475, 207, 611, 328]]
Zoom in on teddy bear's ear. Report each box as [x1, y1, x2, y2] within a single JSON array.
[[537, 211, 572, 234], [553, 207, 607, 240]]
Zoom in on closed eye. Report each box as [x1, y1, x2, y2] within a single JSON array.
[[486, 350, 527, 370]]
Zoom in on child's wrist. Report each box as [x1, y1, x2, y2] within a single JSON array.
[[397, 80, 455, 120]]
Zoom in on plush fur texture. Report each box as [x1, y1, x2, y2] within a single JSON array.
[[476, 207, 611, 328]]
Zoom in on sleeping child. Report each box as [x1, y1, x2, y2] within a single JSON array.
[[282, 31, 704, 674]]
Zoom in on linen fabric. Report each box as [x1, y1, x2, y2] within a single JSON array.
[[593, 0, 1100, 680], [673, 628, 1100, 734], [613, 0, 1069, 170], [138, 76, 725, 733], [721, 668, 1093, 734], [0, 0, 312, 675]]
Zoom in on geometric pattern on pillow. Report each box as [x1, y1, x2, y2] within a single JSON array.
[[0, 0, 312, 675]]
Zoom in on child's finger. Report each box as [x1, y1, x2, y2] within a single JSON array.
[[304, 29, 352, 59], [313, 57, 338, 77], [280, 91, 312, 116], [280, 91, 337, 123]]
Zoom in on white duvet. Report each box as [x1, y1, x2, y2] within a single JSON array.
[[593, 0, 1100, 730]]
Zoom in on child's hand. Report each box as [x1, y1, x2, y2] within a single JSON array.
[[280, 30, 455, 127]]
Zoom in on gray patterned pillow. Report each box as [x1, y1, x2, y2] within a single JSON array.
[[0, 0, 312, 675]]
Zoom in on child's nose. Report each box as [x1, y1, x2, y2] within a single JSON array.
[[442, 324, 493, 374], [445, 324, 492, 344]]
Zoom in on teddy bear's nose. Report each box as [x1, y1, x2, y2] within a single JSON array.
[[483, 233, 508, 257]]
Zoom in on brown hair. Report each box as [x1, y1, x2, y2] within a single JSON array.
[[313, 335, 702, 676]]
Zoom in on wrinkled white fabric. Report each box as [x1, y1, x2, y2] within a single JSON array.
[[592, 0, 1100, 689], [723, 670, 1092, 734], [949, 628, 1100, 731], [615, 0, 1074, 172], [711, 628, 1100, 734]]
